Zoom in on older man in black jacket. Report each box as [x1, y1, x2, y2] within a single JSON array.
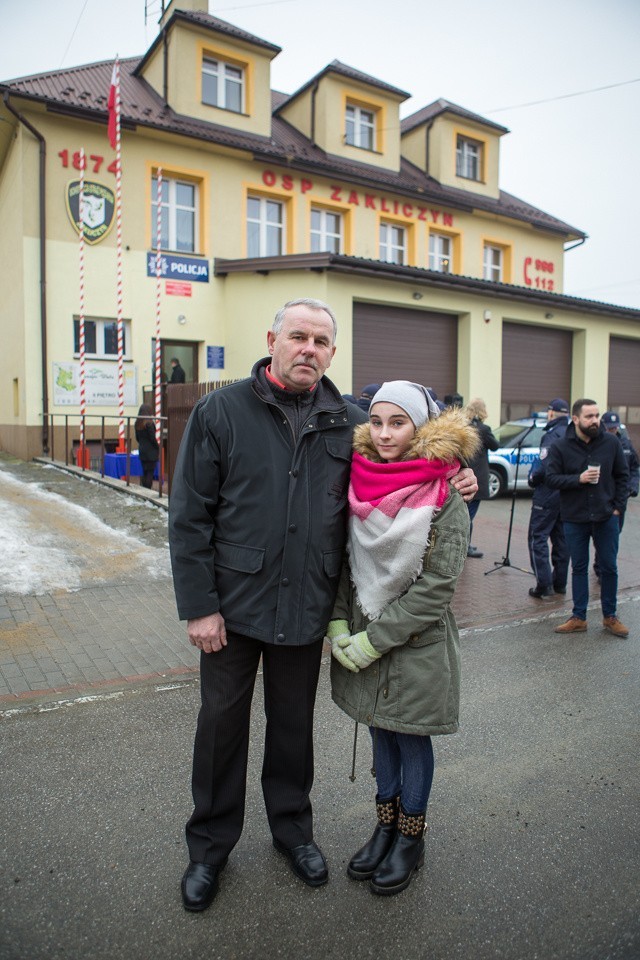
[[546, 398, 629, 637], [169, 298, 478, 911]]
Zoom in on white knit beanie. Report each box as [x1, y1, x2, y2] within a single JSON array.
[[369, 381, 441, 427]]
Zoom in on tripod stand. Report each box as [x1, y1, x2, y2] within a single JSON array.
[[485, 421, 537, 577]]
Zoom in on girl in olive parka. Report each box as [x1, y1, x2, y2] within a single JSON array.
[[328, 381, 479, 896]]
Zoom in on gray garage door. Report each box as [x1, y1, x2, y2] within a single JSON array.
[[608, 336, 640, 449], [352, 303, 458, 402], [501, 322, 572, 421]]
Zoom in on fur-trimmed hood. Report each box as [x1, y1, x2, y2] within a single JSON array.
[[353, 406, 480, 464]]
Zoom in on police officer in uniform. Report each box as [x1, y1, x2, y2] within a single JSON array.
[[593, 411, 639, 578], [527, 398, 570, 599]]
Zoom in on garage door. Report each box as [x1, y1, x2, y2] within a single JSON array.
[[352, 303, 458, 401], [608, 336, 640, 450], [501, 322, 572, 421]]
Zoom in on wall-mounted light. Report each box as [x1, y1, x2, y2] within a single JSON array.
[[412, 292, 423, 301], [483, 309, 492, 323], [177, 314, 187, 325], [544, 312, 554, 320]]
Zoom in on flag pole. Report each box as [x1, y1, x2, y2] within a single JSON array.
[[113, 58, 126, 452], [154, 167, 163, 474], [78, 148, 87, 468]]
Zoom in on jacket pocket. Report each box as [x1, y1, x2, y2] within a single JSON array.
[[324, 437, 352, 499], [407, 620, 446, 648], [215, 539, 265, 574], [323, 549, 343, 578], [426, 529, 467, 578]]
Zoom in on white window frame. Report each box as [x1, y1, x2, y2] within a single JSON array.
[[310, 207, 343, 253], [483, 244, 503, 282], [152, 175, 199, 254], [456, 135, 482, 181], [345, 103, 376, 151], [73, 317, 131, 360], [246, 195, 285, 257], [202, 56, 244, 113], [429, 233, 452, 273], [379, 222, 406, 265]]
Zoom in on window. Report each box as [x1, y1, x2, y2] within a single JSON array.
[[429, 233, 452, 273], [152, 175, 198, 253], [73, 318, 131, 359], [483, 244, 503, 282], [310, 208, 343, 253], [345, 103, 376, 151], [456, 135, 482, 181], [202, 56, 243, 113], [379, 222, 406, 265], [247, 195, 285, 257]]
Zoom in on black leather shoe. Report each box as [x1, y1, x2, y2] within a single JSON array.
[[467, 545, 483, 558], [273, 839, 328, 887], [181, 861, 225, 912], [529, 585, 554, 599], [553, 584, 567, 595], [348, 823, 397, 880]]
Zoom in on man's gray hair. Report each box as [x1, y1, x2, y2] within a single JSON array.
[[273, 298, 338, 343]]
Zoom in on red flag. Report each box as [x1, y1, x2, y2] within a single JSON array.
[[107, 61, 118, 149]]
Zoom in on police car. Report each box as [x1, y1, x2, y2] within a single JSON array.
[[487, 415, 547, 499], [487, 413, 631, 498]]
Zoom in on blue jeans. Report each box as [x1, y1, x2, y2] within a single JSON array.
[[563, 516, 620, 620], [370, 728, 434, 814]]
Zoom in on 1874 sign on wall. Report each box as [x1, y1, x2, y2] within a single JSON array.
[[65, 180, 115, 244]]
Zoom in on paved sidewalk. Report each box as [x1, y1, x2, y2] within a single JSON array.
[[0, 458, 638, 705]]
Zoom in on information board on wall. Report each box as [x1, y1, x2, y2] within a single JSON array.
[[53, 362, 138, 406]]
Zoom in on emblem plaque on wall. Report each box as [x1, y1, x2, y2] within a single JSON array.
[[65, 180, 116, 244]]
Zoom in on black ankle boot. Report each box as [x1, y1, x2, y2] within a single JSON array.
[[347, 797, 399, 881], [369, 807, 426, 896]]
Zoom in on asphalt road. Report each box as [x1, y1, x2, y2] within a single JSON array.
[[1, 455, 638, 959], [2, 602, 639, 960]]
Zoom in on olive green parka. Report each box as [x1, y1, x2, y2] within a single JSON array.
[[330, 407, 479, 736]]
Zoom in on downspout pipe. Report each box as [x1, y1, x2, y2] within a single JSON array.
[[3, 92, 49, 454], [564, 237, 586, 253]]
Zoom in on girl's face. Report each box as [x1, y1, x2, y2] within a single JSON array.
[[369, 402, 416, 462]]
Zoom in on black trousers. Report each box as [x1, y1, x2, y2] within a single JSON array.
[[186, 632, 324, 865]]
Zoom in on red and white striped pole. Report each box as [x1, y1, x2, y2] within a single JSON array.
[[78, 148, 87, 465], [154, 168, 163, 446], [114, 58, 126, 450]]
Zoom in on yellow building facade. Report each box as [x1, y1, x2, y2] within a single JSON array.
[[1, 0, 639, 460]]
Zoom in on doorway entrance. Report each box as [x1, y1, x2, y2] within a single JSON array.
[[161, 340, 198, 383]]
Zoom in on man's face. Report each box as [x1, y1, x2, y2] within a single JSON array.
[[267, 305, 336, 392], [573, 404, 600, 439]]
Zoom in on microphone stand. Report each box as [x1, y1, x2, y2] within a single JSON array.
[[485, 420, 537, 577]]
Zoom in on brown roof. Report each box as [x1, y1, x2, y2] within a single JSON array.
[[135, 9, 281, 76], [215, 252, 640, 321], [273, 59, 411, 113], [1, 57, 583, 240], [401, 98, 509, 135]]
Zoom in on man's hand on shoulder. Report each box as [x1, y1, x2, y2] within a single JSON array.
[[187, 612, 227, 654], [451, 466, 478, 502]]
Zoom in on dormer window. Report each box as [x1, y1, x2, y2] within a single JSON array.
[[202, 55, 244, 113], [456, 134, 483, 181], [345, 102, 376, 151]]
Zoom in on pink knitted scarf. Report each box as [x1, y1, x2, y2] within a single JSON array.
[[347, 452, 460, 619]]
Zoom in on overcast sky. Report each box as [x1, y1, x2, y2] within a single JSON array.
[[3, 0, 639, 308]]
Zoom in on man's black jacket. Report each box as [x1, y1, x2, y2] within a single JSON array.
[[545, 421, 629, 522], [169, 358, 366, 645]]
